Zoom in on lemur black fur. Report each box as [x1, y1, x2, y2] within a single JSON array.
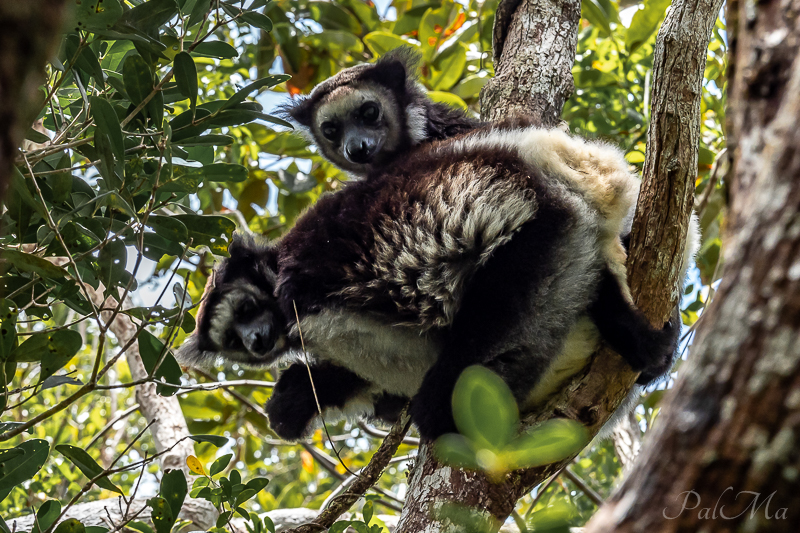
[[178, 116, 699, 441]]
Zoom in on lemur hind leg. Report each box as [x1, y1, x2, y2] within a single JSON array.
[[411, 197, 600, 440], [587, 267, 681, 385], [266, 362, 371, 440]]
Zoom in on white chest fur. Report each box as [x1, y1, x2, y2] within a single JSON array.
[[293, 308, 442, 396]]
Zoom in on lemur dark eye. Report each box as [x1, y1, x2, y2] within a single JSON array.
[[321, 122, 339, 141], [360, 103, 379, 123], [235, 299, 258, 322]]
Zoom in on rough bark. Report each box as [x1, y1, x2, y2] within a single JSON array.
[[396, 0, 721, 529], [480, 0, 581, 126], [585, 0, 800, 530], [0, 1, 68, 196]]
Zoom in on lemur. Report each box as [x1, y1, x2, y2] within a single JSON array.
[[177, 94, 700, 439]]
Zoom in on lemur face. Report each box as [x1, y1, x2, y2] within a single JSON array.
[[309, 84, 405, 175], [176, 234, 288, 368]]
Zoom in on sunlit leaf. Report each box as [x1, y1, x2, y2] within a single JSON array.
[[0, 440, 49, 502]]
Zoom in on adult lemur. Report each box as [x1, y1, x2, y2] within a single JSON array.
[[178, 50, 700, 441]]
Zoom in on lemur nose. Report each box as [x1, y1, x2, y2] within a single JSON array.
[[345, 140, 375, 164], [245, 326, 275, 355]]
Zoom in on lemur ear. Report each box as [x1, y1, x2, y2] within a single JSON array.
[[276, 96, 314, 127], [367, 46, 421, 92]]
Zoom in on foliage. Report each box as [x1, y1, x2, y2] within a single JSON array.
[[0, 0, 726, 530], [435, 367, 588, 481]]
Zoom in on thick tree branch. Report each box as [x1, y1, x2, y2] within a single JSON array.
[[585, 0, 800, 529]]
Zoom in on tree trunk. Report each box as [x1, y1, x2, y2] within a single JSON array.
[[584, 0, 800, 530], [397, 0, 722, 529], [480, 0, 581, 126], [0, 1, 68, 196]]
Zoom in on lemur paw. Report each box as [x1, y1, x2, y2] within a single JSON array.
[[635, 309, 682, 386]]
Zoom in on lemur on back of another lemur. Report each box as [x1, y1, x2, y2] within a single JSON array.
[[177, 64, 701, 439], [278, 47, 484, 179]]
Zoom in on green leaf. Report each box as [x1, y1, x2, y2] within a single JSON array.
[[192, 163, 248, 182], [221, 75, 291, 111], [56, 445, 123, 494], [147, 497, 175, 533], [91, 97, 124, 171], [427, 91, 469, 111], [0, 300, 19, 363], [192, 41, 239, 59], [581, 0, 614, 37], [31, 500, 61, 533], [241, 11, 273, 32], [210, 453, 233, 476], [189, 434, 229, 447], [73, 0, 124, 32], [147, 216, 189, 244], [0, 440, 49, 502], [123, 54, 154, 106], [308, 2, 361, 33], [430, 42, 467, 91], [363, 32, 414, 57], [53, 519, 86, 533], [433, 433, 479, 469], [138, 330, 182, 396], [173, 52, 198, 113], [0, 449, 23, 464], [119, 0, 180, 33], [174, 214, 236, 254], [452, 366, 519, 450], [362, 500, 373, 525], [187, 0, 212, 27], [1, 249, 68, 280], [160, 469, 188, 519], [173, 134, 235, 147], [625, 0, 672, 54], [499, 419, 588, 470]]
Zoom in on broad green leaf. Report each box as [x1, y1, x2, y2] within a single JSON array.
[[118, 0, 180, 33], [56, 445, 123, 494], [160, 469, 188, 520], [363, 31, 413, 57], [362, 500, 374, 525], [141, 233, 184, 260], [0, 300, 19, 363], [147, 216, 189, 243], [241, 11, 273, 32], [138, 330, 182, 396], [31, 500, 61, 533], [73, 0, 123, 32], [430, 42, 467, 91], [53, 519, 86, 533], [433, 433, 480, 469], [0, 440, 50, 502], [419, 1, 457, 61], [185, 163, 248, 182], [173, 134, 235, 146], [187, 0, 212, 27], [452, 366, 519, 449], [210, 453, 233, 477], [189, 434, 229, 447], [192, 41, 239, 59], [427, 91, 469, 111], [221, 75, 291, 110], [499, 419, 588, 470], [123, 54, 154, 106], [147, 497, 175, 533], [91, 97, 124, 171], [173, 52, 198, 114], [581, 0, 614, 37], [625, 0, 672, 54], [1, 249, 68, 280], [172, 215, 236, 254], [308, 2, 361, 33], [0, 449, 23, 464]]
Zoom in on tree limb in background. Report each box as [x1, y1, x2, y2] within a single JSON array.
[[0, 1, 69, 196], [283, 410, 412, 533], [585, 0, 800, 528], [396, 0, 722, 528]]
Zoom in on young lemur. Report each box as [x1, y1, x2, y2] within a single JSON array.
[[177, 51, 700, 441]]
